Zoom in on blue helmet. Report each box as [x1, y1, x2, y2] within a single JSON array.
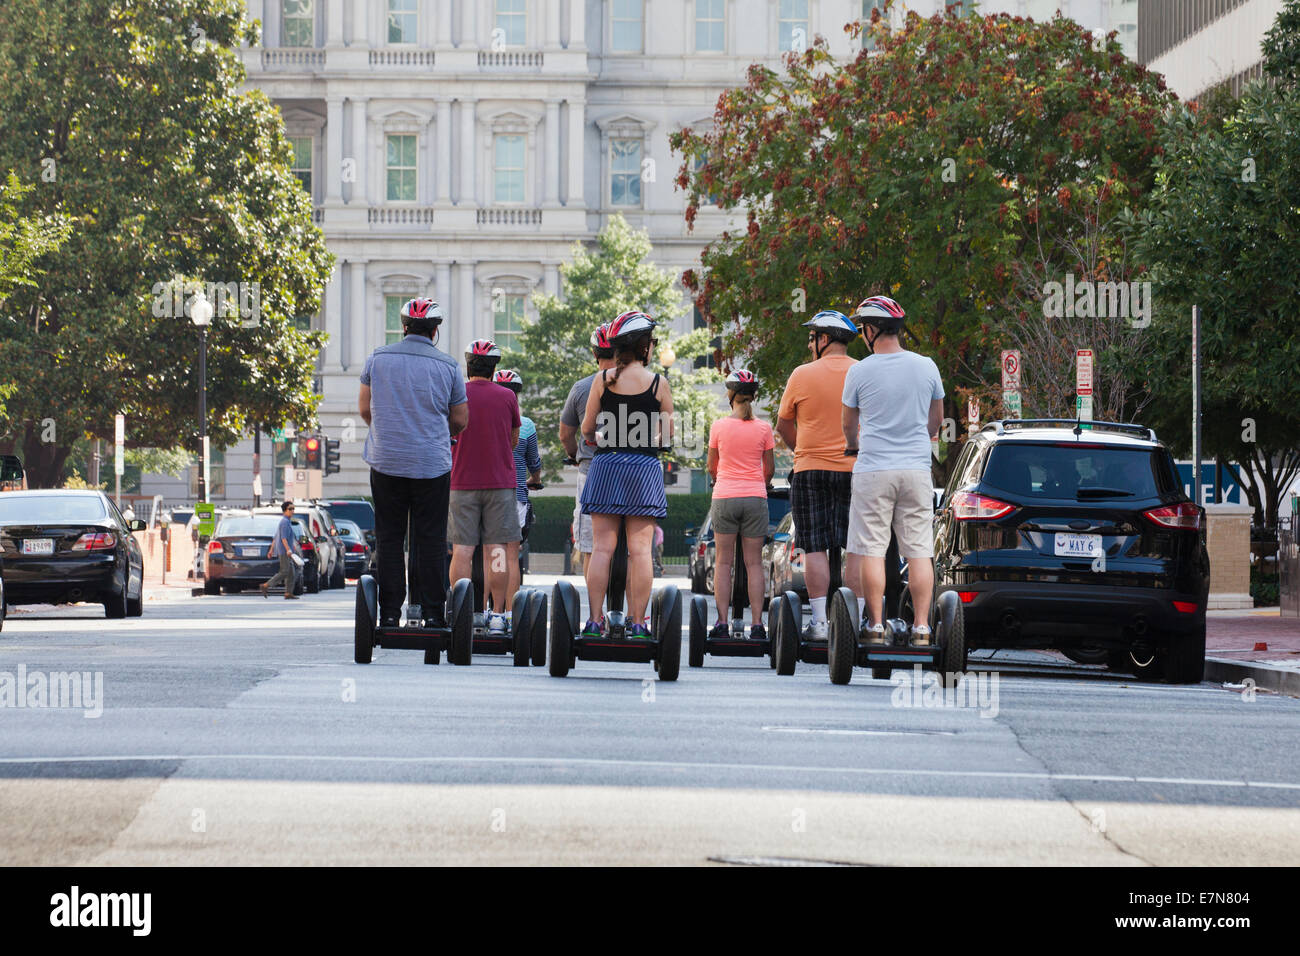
[[802, 310, 858, 342]]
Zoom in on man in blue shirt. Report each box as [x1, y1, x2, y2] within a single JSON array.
[[260, 500, 302, 599], [359, 298, 468, 627], [841, 296, 945, 645]]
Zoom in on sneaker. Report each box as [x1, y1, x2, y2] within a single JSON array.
[[488, 613, 508, 635], [380, 614, 400, 628], [259, 582, 269, 599], [422, 607, 448, 630], [708, 621, 728, 640], [580, 618, 604, 639], [862, 622, 887, 645], [804, 620, 829, 641], [749, 624, 767, 642], [910, 624, 932, 647], [628, 622, 652, 640]]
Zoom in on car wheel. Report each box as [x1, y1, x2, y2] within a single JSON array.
[[1162, 623, 1206, 685], [104, 572, 130, 618], [306, 565, 321, 594], [203, 578, 221, 596], [1127, 647, 1162, 681], [705, 564, 715, 596], [331, 562, 345, 589], [1061, 646, 1110, 665]]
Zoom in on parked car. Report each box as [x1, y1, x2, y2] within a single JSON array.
[[323, 499, 376, 553], [688, 487, 792, 596], [0, 454, 26, 492], [204, 512, 304, 595], [334, 518, 373, 578], [252, 505, 332, 593], [312, 503, 348, 589], [935, 419, 1209, 683], [0, 490, 145, 617]]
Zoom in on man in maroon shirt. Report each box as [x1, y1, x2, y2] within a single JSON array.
[[448, 339, 521, 635]]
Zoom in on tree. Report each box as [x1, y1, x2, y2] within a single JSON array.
[[671, 5, 1173, 411], [0, 0, 334, 487], [1262, 0, 1300, 90], [502, 215, 722, 478], [1126, 83, 1300, 527]]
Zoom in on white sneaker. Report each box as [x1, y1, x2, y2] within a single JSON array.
[[807, 621, 829, 641], [488, 613, 508, 635]]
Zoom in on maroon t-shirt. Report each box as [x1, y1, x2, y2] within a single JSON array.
[[451, 379, 521, 490]]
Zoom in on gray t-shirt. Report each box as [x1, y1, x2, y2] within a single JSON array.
[[561, 373, 597, 467], [361, 335, 467, 479], [842, 351, 944, 473]]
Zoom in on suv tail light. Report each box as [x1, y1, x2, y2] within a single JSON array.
[[1143, 502, 1201, 530], [71, 532, 117, 551], [951, 492, 1016, 521], [206, 540, 224, 553], [300, 538, 315, 552], [347, 543, 366, 553]]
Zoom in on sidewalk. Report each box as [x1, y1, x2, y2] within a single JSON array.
[[1205, 607, 1300, 697], [143, 580, 205, 602]]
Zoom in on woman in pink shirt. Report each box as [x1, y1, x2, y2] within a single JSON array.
[[706, 370, 775, 641]]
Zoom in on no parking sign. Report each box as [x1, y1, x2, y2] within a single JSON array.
[[1001, 350, 1020, 390]]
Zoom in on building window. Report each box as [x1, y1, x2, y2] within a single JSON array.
[[861, 1, 883, 50], [385, 296, 407, 344], [696, 0, 725, 52], [692, 152, 719, 205], [388, 0, 417, 44], [288, 136, 313, 195], [493, 294, 526, 349], [385, 134, 417, 202], [610, 138, 642, 207], [282, 0, 315, 47], [778, 0, 808, 52], [612, 0, 644, 52], [293, 314, 313, 331], [495, 0, 527, 47], [494, 134, 526, 204], [693, 306, 719, 369]]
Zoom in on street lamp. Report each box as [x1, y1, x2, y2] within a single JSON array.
[[190, 289, 213, 504], [659, 344, 676, 371]]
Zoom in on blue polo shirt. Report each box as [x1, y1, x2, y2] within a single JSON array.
[[361, 334, 467, 479]]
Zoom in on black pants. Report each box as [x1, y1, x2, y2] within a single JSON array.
[[370, 468, 450, 619]]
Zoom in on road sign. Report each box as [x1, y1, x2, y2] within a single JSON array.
[[1001, 350, 1020, 390], [1076, 349, 1093, 395], [1076, 393, 1094, 422], [967, 396, 980, 427], [1003, 390, 1022, 417], [195, 502, 215, 537], [284, 466, 322, 500]]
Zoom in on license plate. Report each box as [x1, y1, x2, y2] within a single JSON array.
[[241, 547, 264, 557], [1054, 532, 1102, 557], [21, 538, 54, 555]]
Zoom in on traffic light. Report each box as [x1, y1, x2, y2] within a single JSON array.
[[300, 435, 322, 470], [325, 438, 341, 476], [662, 460, 678, 486]]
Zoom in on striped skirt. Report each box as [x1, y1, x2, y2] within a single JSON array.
[[580, 452, 668, 518]]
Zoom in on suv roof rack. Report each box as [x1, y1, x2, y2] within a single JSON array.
[[982, 419, 1157, 442]]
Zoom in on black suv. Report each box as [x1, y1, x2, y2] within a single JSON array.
[[934, 419, 1209, 683]]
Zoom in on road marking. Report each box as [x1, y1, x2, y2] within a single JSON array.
[[0, 753, 1297, 791], [761, 727, 956, 737]]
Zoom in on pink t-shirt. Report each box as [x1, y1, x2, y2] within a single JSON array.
[[709, 416, 775, 499], [451, 379, 521, 490]]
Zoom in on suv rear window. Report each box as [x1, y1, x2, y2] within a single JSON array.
[[217, 516, 283, 536], [981, 443, 1165, 500], [326, 501, 374, 531]]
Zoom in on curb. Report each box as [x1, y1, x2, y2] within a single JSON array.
[[1205, 657, 1300, 698]]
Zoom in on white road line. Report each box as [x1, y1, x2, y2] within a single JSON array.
[[0, 753, 1297, 791], [761, 727, 956, 737]]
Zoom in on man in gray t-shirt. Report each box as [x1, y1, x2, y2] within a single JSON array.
[[559, 325, 616, 573]]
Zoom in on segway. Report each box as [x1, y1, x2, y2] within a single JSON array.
[[825, 570, 966, 686], [354, 518, 473, 666], [549, 523, 682, 680], [467, 543, 547, 666], [689, 549, 772, 667]]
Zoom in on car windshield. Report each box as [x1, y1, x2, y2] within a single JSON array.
[[216, 516, 284, 537], [326, 501, 374, 530], [982, 444, 1163, 499], [336, 522, 361, 537], [0, 495, 106, 524]]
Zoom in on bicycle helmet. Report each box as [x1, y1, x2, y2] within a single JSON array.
[[853, 296, 906, 334], [465, 339, 502, 360], [493, 369, 523, 393], [590, 323, 614, 359], [399, 298, 443, 335], [724, 368, 759, 396], [607, 310, 657, 346], [802, 309, 857, 356]]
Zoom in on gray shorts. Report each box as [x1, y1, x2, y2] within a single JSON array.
[[574, 464, 593, 552], [710, 496, 768, 537], [450, 488, 521, 546]]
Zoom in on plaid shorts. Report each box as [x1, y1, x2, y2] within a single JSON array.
[[790, 469, 852, 553]]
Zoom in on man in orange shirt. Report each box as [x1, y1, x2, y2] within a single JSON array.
[[776, 310, 859, 639]]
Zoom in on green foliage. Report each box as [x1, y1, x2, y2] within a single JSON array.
[[672, 5, 1173, 399], [1263, 0, 1300, 89], [0, 172, 71, 303], [0, 0, 334, 486]]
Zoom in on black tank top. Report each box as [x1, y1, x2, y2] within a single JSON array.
[[594, 370, 664, 457]]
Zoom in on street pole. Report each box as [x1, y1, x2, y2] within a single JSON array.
[[253, 423, 262, 508], [90, 439, 100, 487], [1192, 305, 1202, 507], [198, 327, 208, 504]]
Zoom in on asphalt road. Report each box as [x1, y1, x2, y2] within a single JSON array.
[[2, 575, 1298, 866]]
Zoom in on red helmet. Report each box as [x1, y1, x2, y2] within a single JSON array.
[[853, 296, 906, 332], [399, 298, 442, 333], [493, 369, 523, 392], [607, 310, 656, 345], [590, 323, 613, 351], [725, 368, 759, 395], [465, 339, 501, 360]]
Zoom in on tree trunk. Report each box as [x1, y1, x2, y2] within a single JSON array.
[[19, 425, 72, 488]]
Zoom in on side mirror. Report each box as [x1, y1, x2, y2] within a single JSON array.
[[129, 519, 147, 532]]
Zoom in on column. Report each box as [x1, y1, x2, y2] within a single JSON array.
[[458, 98, 477, 205], [544, 100, 561, 206], [543, 263, 560, 298], [569, 0, 586, 48], [350, 261, 369, 365], [456, 261, 477, 353], [326, 96, 345, 203], [435, 99, 453, 203], [564, 99, 585, 207], [325, 261, 344, 370], [349, 97, 368, 205], [544, 0, 562, 48], [246, 0, 265, 46], [435, 261, 453, 318], [436, 0, 453, 47], [327, 0, 343, 45]]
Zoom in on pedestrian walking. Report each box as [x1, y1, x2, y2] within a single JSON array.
[[260, 500, 302, 599]]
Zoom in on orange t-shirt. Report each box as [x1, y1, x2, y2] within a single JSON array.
[[709, 416, 775, 499], [777, 354, 856, 473]]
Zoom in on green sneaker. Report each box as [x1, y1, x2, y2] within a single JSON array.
[[580, 618, 604, 639]]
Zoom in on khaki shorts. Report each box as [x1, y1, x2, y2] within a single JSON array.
[[573, 466, 593, 553], [711, 496, 768, 537], [847, 470, 934, 558], [450, 488, 521, 546]]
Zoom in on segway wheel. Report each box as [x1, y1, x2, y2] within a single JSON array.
[[827, 587, 858, 686], [449, 578, 474, 666], [650, 590, 663, 673], [354, 575, 377, 664], [767, 600, 779, 669], [511, 587, 534, 667], [528, 589, 548, 667], [775, 592, 799, 676], [549, 581, 574, 678], [656, 586, 682, 682], [937, 590, 966, 689], [688, 594, 708, 668]]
